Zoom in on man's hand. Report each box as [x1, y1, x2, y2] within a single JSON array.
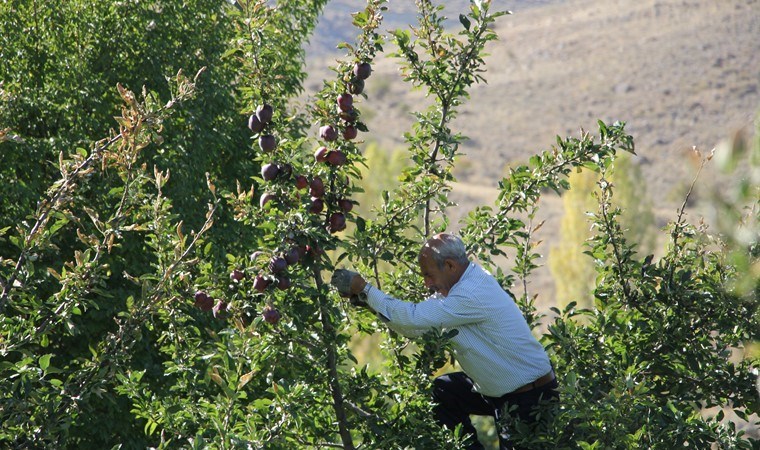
[[332, 270, 381, 317], [330, 269, 360, 297], [349, 294, 370, 309]]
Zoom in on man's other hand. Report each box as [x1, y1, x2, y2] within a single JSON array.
[[349, 295, 370, 309]]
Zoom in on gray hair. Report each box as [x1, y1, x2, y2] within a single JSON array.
[[423, 233, 469, 269]]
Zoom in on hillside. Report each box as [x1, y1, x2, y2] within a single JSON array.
[[304, 0, 760, 304]]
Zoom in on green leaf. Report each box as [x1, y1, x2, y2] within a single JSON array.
[[221, 47, 240, 59], [9, 235, 21, 249], [459, 14, 471, 31], [352, 11, 368, 27], [145, 419, 158, 436], [39, 354, 52, 372]]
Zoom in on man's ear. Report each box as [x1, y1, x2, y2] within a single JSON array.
[[444, 259, 457, 272]]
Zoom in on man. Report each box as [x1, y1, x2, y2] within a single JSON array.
[[330, 233, 558, 450]]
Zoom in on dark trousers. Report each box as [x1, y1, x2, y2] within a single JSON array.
[[432, 372, 559, 450]]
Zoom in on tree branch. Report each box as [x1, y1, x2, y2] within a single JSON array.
[[313, 266, 355, 450]]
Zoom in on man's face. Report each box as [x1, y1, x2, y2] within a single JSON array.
[[418, 250, 456, 297]]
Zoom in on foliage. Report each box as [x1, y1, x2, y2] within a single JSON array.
[[511, 151, 759, 448], [0, 0, 241, 236], [0, 70, 209, 447], [0, 1, 757, 449], [549, 153, 656, 310]]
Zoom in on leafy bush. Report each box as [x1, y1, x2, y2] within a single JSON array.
[[521, 149, 759, 448]]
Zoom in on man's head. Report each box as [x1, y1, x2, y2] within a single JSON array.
[[418, 233, 469, 296]]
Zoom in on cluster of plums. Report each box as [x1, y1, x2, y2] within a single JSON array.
[[251, 246, 307, 293], [218, 63, 373, 324], [193, 290, 232, 320], [318, 62, 372, 145], [310, 62, 372, 233], [348, 61, 372, 95], [258, 168, 349, 234], [248, 104, 277, 152], [192, 243, 318, 325], [193, 255, 297, 324], [193, 289, 279, 325]]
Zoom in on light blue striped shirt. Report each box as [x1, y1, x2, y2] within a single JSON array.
[[365, 262, 552, 397]]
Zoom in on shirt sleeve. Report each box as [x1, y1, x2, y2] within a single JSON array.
[[365, 284, 488, 332], [382, 318, 427, 338]]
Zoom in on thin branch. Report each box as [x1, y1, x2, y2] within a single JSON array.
[[672, 152, 709, 249], [345, 399, 391, 434], [520, 213, 536, 302], [597, 178, 633, 303], [344, 400, 380, 422], [667, 150, 709, 284], [153, 201, 218, 298], [295, 437, 345, 449], [372, 249, 381, 290], [424, 104, 449, 237]]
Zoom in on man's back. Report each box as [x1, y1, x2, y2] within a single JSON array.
[[442, 263, 552, 396]]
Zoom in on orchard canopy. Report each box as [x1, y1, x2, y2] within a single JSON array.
[[0, 1, 757, 449]]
